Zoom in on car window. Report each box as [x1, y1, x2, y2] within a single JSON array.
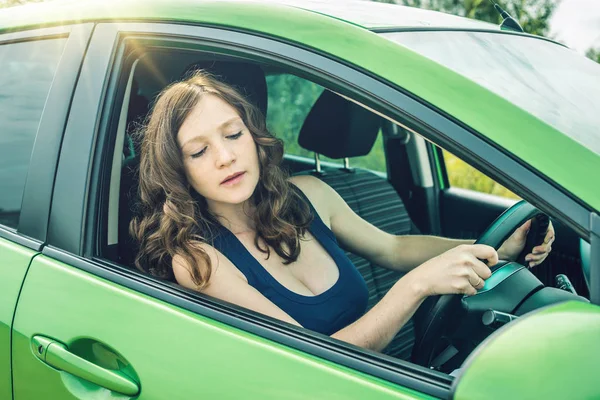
[[266, 72, 386, 173], [265, 73, 323, 158], [440, 147, 519, 200], [384, 31, 600, 156], [0, 38, 67, 229]]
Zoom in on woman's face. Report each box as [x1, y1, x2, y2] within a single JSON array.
[[177, 93, 260, 208]]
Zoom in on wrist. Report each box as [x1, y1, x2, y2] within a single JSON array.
[[401, 268, 430, 301]]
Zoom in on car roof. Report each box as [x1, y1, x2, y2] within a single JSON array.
[[1, 0, 598, 212], [0, 0, 498, 31], [244, 0, 499, 30]]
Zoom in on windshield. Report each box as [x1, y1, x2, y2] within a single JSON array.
[[383, 31, 600, 155]]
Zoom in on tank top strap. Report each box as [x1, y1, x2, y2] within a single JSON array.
[[291, 183, 338, 244], [210, 226, 261, 287]]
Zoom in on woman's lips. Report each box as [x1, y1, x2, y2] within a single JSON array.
[[221, 171, 246, 186]]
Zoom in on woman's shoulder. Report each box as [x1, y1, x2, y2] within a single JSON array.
[[172, 243, 248, 291], [288, 175, 332, 227], [289, 174, 319, 198]]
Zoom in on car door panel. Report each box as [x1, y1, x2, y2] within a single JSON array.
[[0, 238, 37, 400], [11, 255, 430, 399]]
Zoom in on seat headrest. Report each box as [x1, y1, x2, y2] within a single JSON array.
[[183, 61, 267, 117], [298, 90, 380, 159]]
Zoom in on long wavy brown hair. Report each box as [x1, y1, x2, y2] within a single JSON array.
[[130, 70, 313, 289]]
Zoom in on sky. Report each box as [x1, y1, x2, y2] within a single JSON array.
[[549, 0, 600, 54]]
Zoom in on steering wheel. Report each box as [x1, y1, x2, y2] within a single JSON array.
[[411, 201, 549, 369]]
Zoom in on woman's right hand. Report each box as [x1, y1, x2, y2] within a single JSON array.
[[411, 244, 498, 297]]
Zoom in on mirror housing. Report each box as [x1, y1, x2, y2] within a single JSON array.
[[452, 301, 600, 399]]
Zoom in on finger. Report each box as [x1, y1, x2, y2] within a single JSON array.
[[514, 219, 532, 240], [543, 222, 555, 244], [525, 252, 547, 263], [469, 257, 492, 280], [529, 254, 548, 268], [467, 269, 485, 289], [469, 244, 499, 267], [463, 283, 478, 296], [532, 240, 553, 254]]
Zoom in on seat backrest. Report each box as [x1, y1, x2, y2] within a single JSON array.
[[297, 90, 416, 360]]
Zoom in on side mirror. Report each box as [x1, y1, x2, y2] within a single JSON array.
[[452, 301, 600, 399]]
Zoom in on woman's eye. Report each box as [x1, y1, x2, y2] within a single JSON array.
[[227, 131, 243, 140], [191, 147, 207, 158]]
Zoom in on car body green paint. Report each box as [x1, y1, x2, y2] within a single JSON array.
[[1, 1, 599, 398], [0, 238, 37, 400], [11, 255, 432, 399], [1, 0, 597, 212], [454, 301, 600, 399]]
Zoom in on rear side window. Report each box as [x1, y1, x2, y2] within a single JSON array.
[[0, 38, 66, 229], [266, 72, 324, 158], [266, 73, 386, 173]]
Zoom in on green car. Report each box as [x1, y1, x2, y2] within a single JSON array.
[[1, 0, 599, 398]]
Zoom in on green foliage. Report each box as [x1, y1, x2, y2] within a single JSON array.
[[443, 150, 520, 199], [0, 0, 44, 8], [265, 73, 323, 160], [586, 48, 600, 63], [265, 73, 386, 173]]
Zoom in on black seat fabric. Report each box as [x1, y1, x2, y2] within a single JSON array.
[[297, 90, 416, 361], [182, 61, 268, 117], [299, 89, 380, 159]]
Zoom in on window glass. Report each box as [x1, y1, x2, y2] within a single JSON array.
[[0, 38, 66, 229], [384, 31, 600, 155], [442, 149, 520, 200], [266, 73, 386, 173], [265, 73, 323, 158]]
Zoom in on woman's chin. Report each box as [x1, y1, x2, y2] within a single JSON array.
[[215, 186, 255, 205]]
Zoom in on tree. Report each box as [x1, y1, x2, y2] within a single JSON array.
[[586, 48, 600, 63], [0, 0, 44, 8], [0, 0, 16, 6], [371, 0, 559, 36]]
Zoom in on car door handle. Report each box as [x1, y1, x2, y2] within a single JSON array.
[[32, 335, 139, 396]]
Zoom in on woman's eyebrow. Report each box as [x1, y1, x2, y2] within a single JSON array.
[[219, 116, 242, 130], [181, 136, 206, 150]]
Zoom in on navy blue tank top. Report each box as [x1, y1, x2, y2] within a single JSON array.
[[211, 190, 369, 335]]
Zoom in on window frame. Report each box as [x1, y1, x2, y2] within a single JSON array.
[[0, 24, 93, 249], [45, 21, 597, 398]]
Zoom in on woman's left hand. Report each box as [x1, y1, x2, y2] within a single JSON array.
[[498, 219, 555, 267]]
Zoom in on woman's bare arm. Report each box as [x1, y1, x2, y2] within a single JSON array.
[[173, 248, 302, 327], [289, 175, 472, 272], [172, 244, 429, 352]]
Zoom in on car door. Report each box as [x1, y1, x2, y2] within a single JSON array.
[[10, 22, 449, 399], [0, 238, 35, 400], [0, 24, 92, 400]]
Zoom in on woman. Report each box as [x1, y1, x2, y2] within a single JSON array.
[[131, 71, 554, 353]]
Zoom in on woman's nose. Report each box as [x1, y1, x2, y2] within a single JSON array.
[[215, 142, 236, 167]]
